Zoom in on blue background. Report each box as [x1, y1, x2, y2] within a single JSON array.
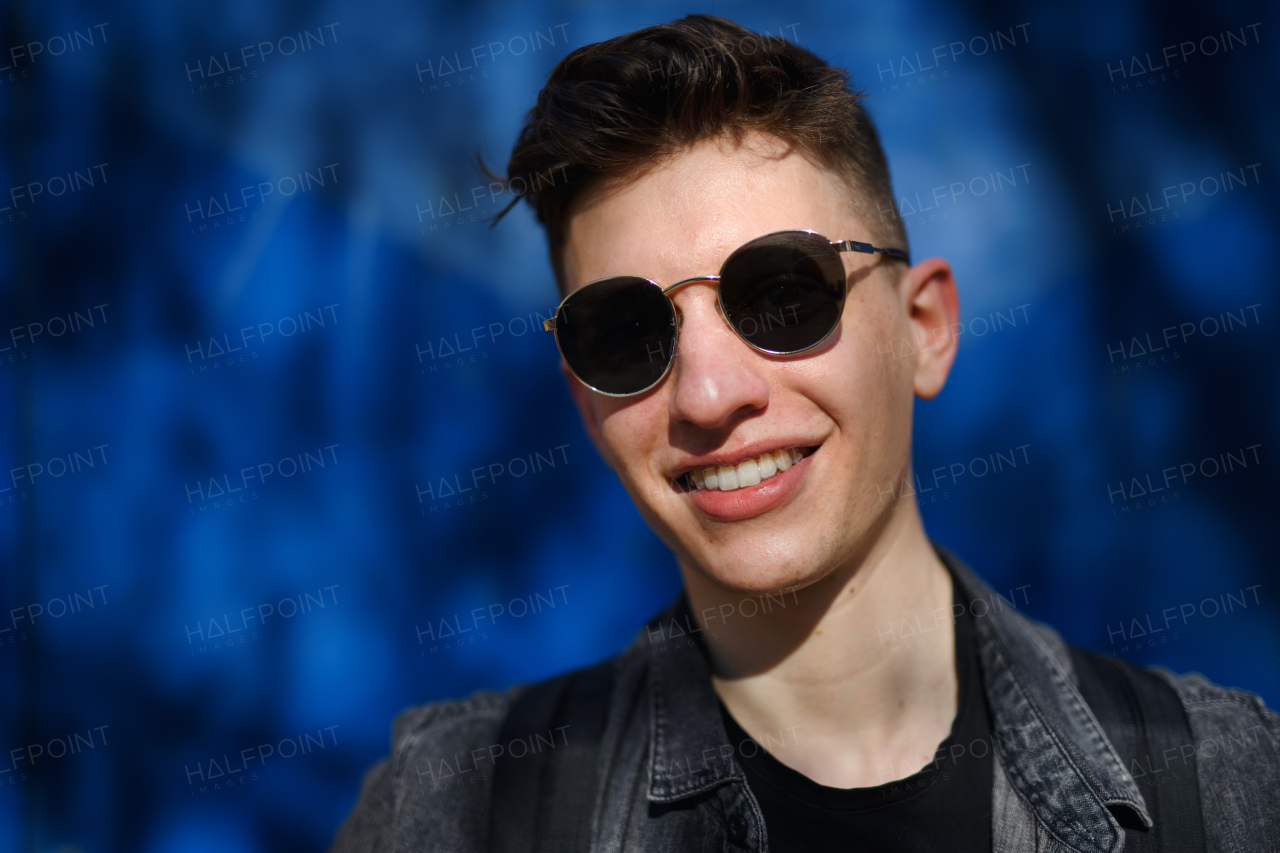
[[0, 0, 1276, 849]]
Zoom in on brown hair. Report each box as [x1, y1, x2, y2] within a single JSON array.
[[492, 14, 906, 292]]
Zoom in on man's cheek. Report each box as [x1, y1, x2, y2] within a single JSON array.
[[601, 399, 664, 460], [595, 411, 636, 472]]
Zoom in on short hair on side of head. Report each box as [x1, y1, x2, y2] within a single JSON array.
[[489, 14, 908, 294]]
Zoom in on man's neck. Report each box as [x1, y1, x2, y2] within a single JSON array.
[[681, 500, 957, 789]]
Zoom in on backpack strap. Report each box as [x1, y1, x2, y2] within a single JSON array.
[[1068, 648, 1205, 853], [489, 659, 615, 853]]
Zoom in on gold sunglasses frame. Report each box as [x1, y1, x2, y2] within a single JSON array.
[[541, 229, 910, 397]]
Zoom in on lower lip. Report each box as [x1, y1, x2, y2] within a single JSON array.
[[685, 451, 815, 521]]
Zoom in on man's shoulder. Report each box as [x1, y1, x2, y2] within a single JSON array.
[[329, 637, 651, 853], [1150, 667, 1280, 845], [388, 685, 519, 758], [990, 599, 1280, 844], [327, 686, 521, 853], [1022, 609, 1280, 761], [1150, 665, 1280, 748]]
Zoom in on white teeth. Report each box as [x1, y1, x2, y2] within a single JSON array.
[[684, 446, 810, 493], [757, 453, 776, 479], [717, 465, 739, 491]]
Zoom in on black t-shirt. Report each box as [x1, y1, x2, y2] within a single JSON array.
[[719, 580, 993, 852]]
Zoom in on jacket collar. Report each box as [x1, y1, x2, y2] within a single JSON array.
[[639, 544, 1150, 853], [642, 594, 746, 802], [942, 546, 1149, 853]]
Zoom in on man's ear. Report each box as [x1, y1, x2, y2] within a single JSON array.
[[900, 257, 960, 400], [561, 362, 615, 469]]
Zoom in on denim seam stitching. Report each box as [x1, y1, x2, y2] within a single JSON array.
[[984, 633, 1118, 853]]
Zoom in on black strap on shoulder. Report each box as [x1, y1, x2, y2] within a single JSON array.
[[488, 659, 615, 853], [1068, 647, 1206, 853]]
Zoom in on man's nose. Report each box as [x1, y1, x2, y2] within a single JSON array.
[[666, 282, 770, 431]]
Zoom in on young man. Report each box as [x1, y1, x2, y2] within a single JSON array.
[[332, 16, 1279, 852]]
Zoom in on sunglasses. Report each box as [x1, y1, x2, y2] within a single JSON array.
[[542, 229, 910, 396]]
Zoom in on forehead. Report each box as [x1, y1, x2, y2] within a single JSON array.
[[560, 134, 867, 294]]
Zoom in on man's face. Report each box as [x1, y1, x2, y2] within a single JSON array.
[[560, 132, 952, 596]]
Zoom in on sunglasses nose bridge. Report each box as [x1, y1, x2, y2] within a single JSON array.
[[661, 274, 720, 296], [662, 275, 727, 346]]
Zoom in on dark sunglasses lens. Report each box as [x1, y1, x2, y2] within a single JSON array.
[[719, 233, 845, 353], [556, 277, 676, 395]]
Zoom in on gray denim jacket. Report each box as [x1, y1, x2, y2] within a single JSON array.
[[330, 550, 1280, 852]]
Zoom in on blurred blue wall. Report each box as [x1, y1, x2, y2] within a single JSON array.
[[0, 0, 1276, 849]]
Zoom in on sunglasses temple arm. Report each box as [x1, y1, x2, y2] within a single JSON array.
[[831, 239, 911, 264]]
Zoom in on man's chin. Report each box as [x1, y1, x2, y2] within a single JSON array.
[[682, 555, 833, 601]]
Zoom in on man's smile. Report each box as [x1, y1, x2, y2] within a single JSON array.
[[672, 445, 819, 493], [666, 443, 821, 522]]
